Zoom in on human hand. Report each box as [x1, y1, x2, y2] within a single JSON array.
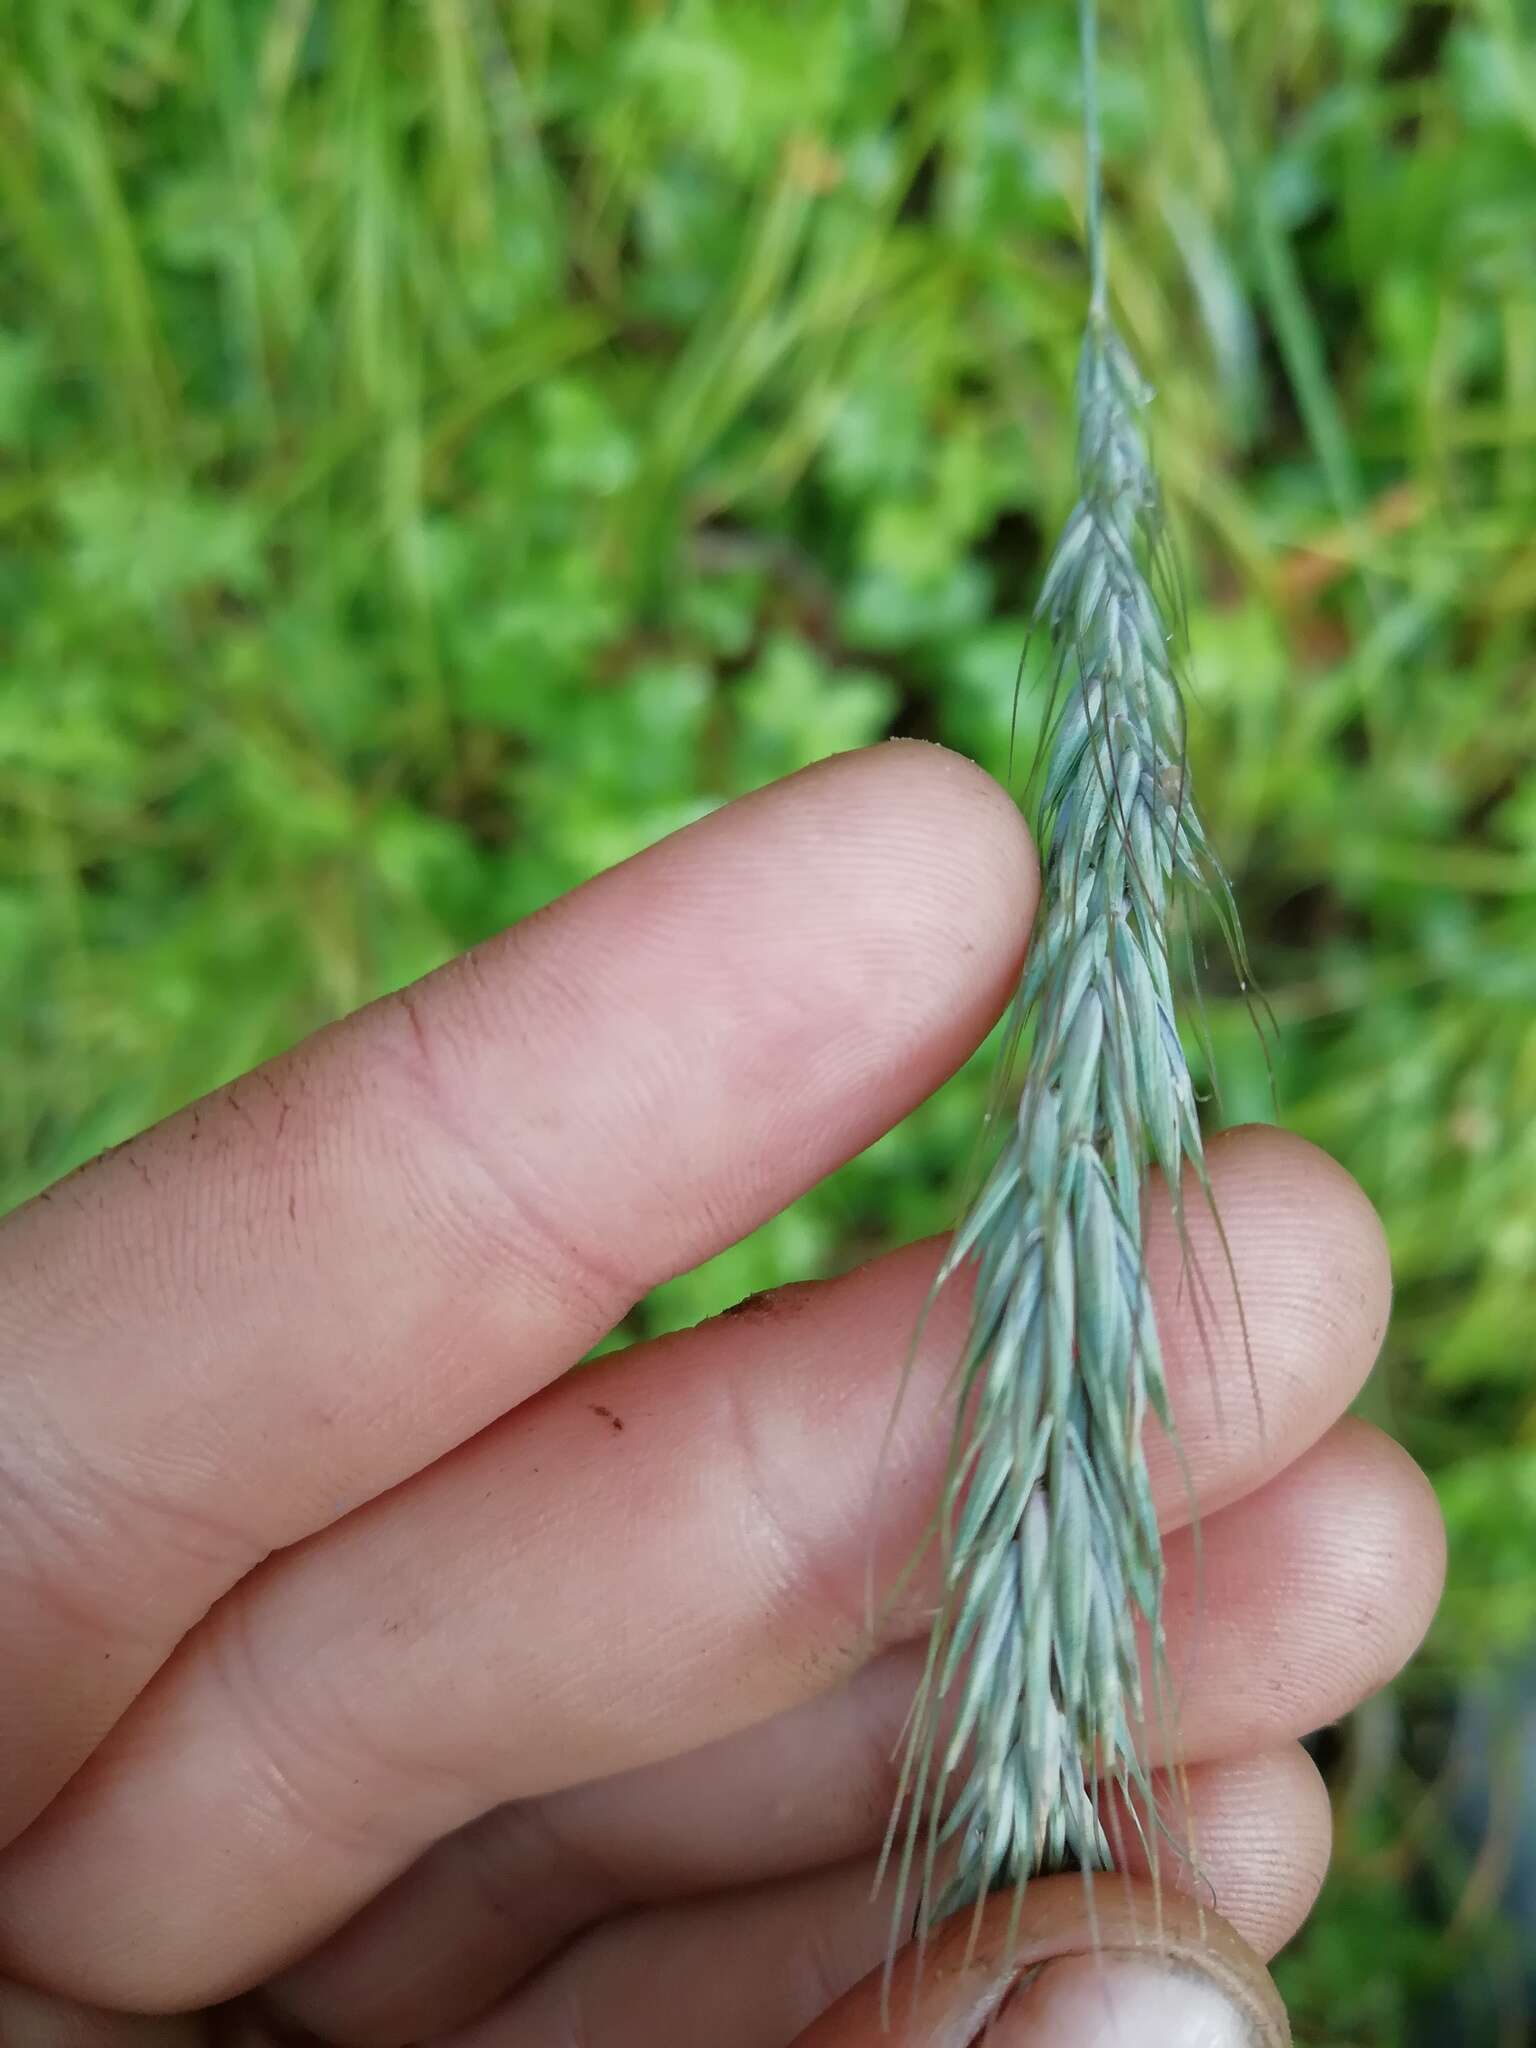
[[0, 745, 1443, 2046]]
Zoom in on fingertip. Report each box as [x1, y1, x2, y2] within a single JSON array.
[[803, 740, 1040, 980], [635, 739, 1039, 1081], [1329, 1416, 1448, 1655], [1205, 1124, 1393, 1358], [1148, 1126, 1395, 1520], [694, 741, 1038, 1122], [1255, 1744, 1334, 1953], [1091, 1747, 1331, 1963], [1192, 1745, 1334, 1959], [1160, 1416, 1444, 1770]]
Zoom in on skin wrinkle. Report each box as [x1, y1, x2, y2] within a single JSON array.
[[0, 1436, 127, 1651], [178, 1059, 338, 1333], [715, 1349, 865, 1690], [0, 1394, 261, 1670], [706, 1273, 949, 1689], [201, 1593, 435, 1873], [56, 1446, 259, 1596], [380, 986, 641, 1331]]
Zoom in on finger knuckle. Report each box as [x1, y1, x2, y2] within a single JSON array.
[[377, 979, 640, 1339]]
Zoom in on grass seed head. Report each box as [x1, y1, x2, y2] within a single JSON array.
[[882, 99, 1245, 1962]]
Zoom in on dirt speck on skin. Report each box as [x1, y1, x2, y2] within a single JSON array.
[[723, 1290, 775, 1319], [590, 1404, 624, 1432]]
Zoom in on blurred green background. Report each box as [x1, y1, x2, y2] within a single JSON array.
[[3, 2, 1535, 2040]]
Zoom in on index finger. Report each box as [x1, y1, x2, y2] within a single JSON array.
[[0, 742, 1036, 1843]]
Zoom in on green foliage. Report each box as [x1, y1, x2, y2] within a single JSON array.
[[3, 3, 1535, 2036]]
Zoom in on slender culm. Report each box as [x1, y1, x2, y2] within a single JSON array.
[[883, 0, 1246, 1961]]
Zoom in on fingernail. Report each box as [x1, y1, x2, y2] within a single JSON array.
[[981, 1951, 1270, 2046]]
